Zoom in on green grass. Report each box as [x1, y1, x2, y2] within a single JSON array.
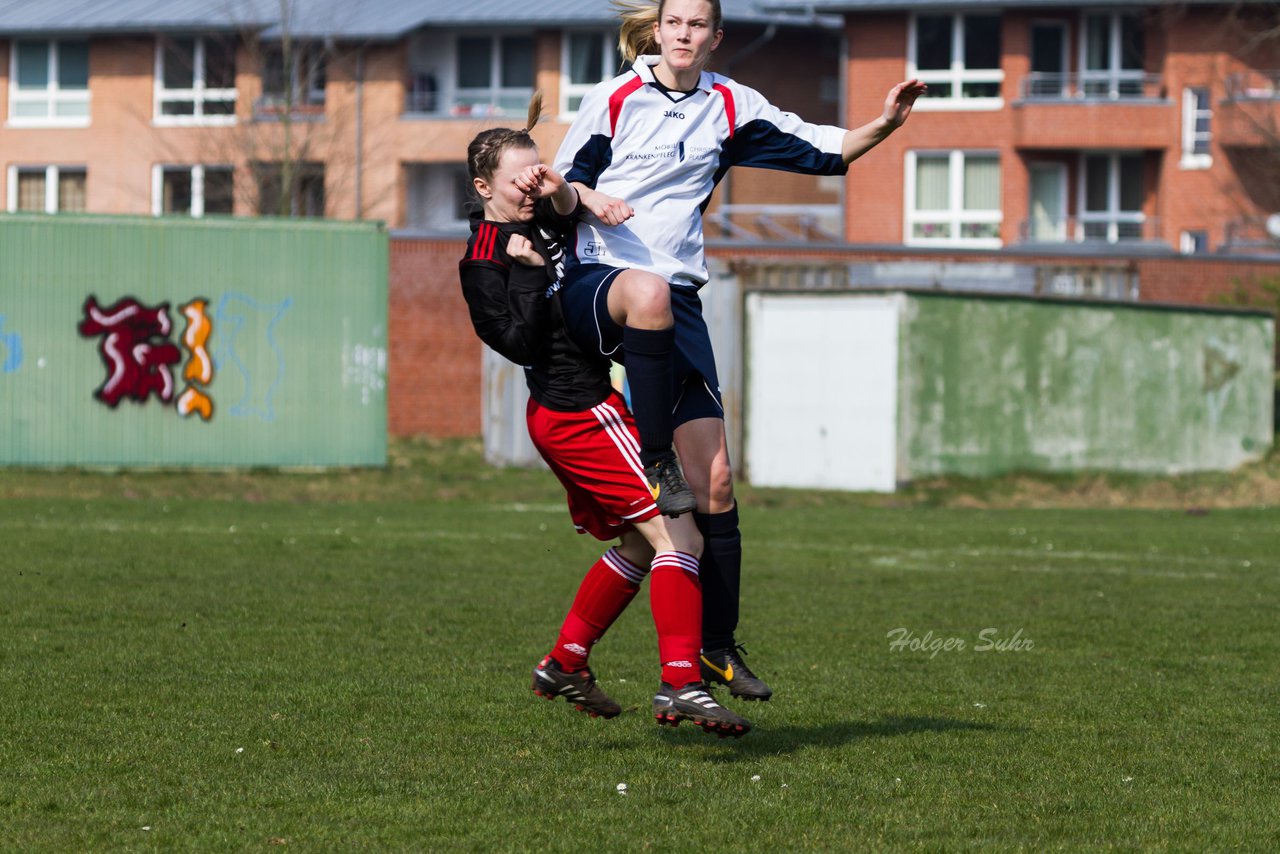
[[3, 441, 1278, 850]]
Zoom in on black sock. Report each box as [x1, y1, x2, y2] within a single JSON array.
[[696, 503, 741, 652], [622, 325, 675, 467]]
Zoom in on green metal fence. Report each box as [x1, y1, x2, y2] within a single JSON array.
[[0, 214, 387, 467]]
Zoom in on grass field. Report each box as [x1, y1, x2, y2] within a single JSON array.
[[3, 440, 1278, 850]]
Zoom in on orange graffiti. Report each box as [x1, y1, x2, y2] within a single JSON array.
[[177, 387, 214, 420], [177, 298, 215, 420], [181, 299, 214, 383]]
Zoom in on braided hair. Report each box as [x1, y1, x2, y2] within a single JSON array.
[[465, 93, 544, 183]]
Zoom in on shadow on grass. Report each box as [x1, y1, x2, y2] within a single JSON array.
[[652, 715, 1014, 759]]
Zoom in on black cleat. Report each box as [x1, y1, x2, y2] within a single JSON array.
[[652, 682, 752, 738], [531, 656, 621, 719], [700, 644, 773, 701], [643, 451, 697, 517]]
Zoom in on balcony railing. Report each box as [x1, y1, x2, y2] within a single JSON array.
[[1019, 72, 1166, 102], [1224, 70, 1280, 102], [705, 204, 841, 243], [1221, 217, 1280, 255], [1019, 215, 1163, 246], [253, 93, 325, 121]]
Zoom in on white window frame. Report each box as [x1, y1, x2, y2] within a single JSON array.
[[559, 31, 619, 118], [1180, 230, 1208, 254], [1080, 12, 1145, 99], [904, 150, 1003, 248], [1077, 152, 1145, 243], [5, 164, 87, 212], [151, 164, 235, 217], [907, 12, 1004, 112], [1180, 87, 1212, 169], [7, 40, 91, 128], [153, 36, 238, 127], [451, 33, 535, 117]]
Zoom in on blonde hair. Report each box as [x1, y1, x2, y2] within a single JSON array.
[[465, 92, 544, 182], [614, 0, 723, 63]]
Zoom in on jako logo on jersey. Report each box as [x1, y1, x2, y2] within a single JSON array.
[[663, 110, 685, 119]]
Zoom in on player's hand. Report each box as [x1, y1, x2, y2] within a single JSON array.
[[506, 233, 543, 267], [513, 164, 565, 200], [883, 79, 927, 128], [582, 189, 634, 226]]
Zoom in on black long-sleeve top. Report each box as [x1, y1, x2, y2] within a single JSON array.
[[458, 199, 613, 412]]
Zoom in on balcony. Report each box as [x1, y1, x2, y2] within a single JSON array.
[[1012, 72, 1173, 149], [1220, 217, 1280, 256], [253, 94, 326, 122], [1018, 215, 1168, 250], [1218, 70, 1280, 148], [705, 205, 841, 243]]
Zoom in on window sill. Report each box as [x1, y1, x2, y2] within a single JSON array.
[[6, 117, 91, 129], [912, 98, 1004, 112], [153, 116, 239, 128]]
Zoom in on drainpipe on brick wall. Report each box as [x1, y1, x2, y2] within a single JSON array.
[[355, 46, 366, 220]]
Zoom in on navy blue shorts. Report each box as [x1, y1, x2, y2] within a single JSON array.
[[558, 263, 723, 427]]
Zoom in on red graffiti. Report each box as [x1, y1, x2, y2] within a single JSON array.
[[79, 296, 182, 407]]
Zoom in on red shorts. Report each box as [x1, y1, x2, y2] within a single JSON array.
[[526, 390, 661, 540]]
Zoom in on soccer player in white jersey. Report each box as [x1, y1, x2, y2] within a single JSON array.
[[553, 0, 925, 703]]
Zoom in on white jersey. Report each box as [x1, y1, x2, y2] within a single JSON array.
[[554, 56, 848, 289]]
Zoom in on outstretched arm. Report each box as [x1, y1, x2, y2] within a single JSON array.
[[841, 79, 927, 165]]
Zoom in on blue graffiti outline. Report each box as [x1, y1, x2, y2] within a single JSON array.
[[212, 293, 293, 421], [0, 315, 23, 373]]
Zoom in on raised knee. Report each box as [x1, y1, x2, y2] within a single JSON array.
[[624, 274, 672, 326]]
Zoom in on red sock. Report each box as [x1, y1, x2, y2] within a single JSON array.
[[550, 548, 646, 671], [649, 551, 702, 688]]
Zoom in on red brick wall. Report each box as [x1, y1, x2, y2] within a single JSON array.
[[388, 236, 477, 437]]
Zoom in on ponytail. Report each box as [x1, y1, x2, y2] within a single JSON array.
[[465, 92, 544, 182], [614, 0, 660, 62]]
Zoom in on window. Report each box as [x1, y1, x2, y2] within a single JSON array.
[[1081, 12, 1145, 98], [9, 40, 90, 125], [561, 32, 622, 115], [260, 43, 326, 113], [454, 35, 534, 116], [155, 36, 237, 124], [256, 163, 324, 217], [909, 13, 1003, 108], [1079, 153, 1144, 242], [905, 151, 1002, 246], [1028, 21, 1068, 98], [1180, 230, 1208, 254], [1181, 87, 1212, 169], [6, 166, 86, 213], [153, 165, 234, 216], [404, 164, 472, 231]]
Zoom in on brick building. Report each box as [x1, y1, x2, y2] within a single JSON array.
[[0, 0, 840, 231], [766, 0, 1280, 255]]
